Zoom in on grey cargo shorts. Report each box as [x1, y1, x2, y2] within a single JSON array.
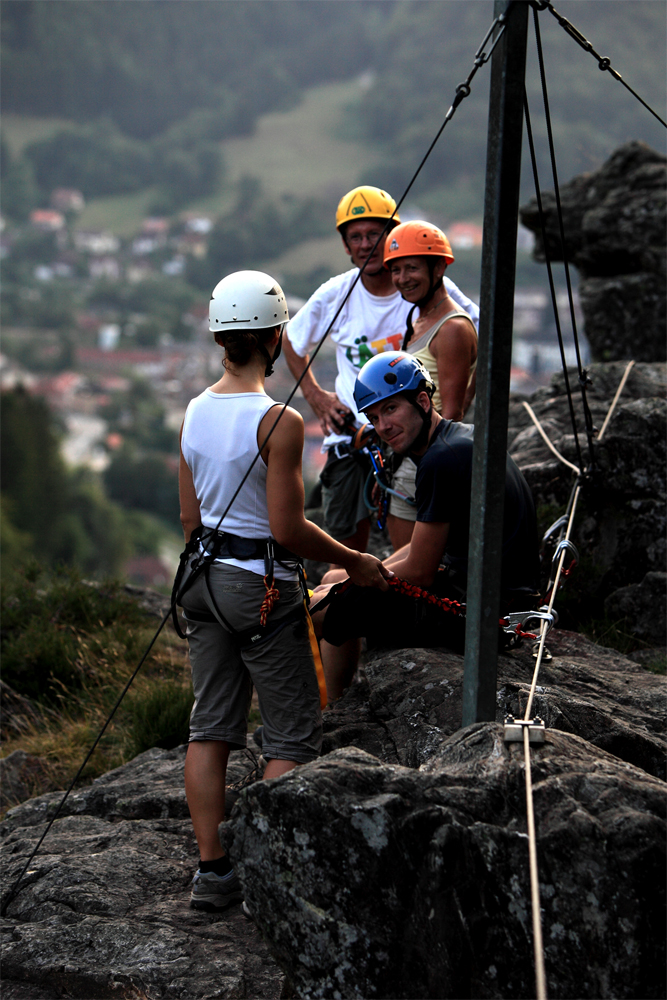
[[180, 557, 322, 763]]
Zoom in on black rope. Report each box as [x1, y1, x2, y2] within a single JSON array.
[[1, 5, 509, 919], [532, 5, 597, 475], [523, 88, 585, 474], [533, 0, 667, 129]]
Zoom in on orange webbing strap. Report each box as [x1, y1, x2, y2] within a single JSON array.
[[304, 599, 328, 709]]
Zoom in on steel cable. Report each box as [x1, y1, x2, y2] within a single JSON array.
[[533, 0, 667, 129], [522, 88, 585, 474], [532, 6, 598, 475]]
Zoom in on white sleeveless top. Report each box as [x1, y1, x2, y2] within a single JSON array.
[[181, 389, 296, 580]]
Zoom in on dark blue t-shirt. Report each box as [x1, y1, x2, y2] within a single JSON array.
[[414, 420, 539, 595]]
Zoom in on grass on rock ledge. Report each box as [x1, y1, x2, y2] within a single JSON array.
[[0, 561, 194, 811]]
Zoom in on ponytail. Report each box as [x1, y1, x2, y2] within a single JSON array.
[[219, 326, 278, 373]]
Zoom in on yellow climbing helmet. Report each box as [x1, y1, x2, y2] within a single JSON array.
[[335, 185, 400, 231]]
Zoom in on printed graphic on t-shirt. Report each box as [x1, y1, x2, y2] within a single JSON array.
[[345, 332, 404, 369]]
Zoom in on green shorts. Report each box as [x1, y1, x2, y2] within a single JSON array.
[[181, 559, 322, 763], [320, 447, 372, 541]]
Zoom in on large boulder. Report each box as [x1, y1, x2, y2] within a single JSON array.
[[228, 728, 666, 1000], [0, 742, 287, 1000], [519, 141, 666, 362], [321, 630, 666, 780]]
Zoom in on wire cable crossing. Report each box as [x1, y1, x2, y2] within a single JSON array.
[[534, 0, 667, 128]]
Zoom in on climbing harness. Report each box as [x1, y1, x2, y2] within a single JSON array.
[[170, 526, 302, 644], [351, 424, 417, 531]]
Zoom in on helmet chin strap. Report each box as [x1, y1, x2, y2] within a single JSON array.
[[259, 326, 284, 378], [406, 392, 433, 452], [401, 260, 441, 350]]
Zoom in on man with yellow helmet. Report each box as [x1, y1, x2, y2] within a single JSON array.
[[284, 185, 479, 558]]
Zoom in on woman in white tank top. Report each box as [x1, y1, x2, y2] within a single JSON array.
[[179, 271, 389, 912]]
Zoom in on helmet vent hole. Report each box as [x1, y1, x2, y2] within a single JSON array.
[[384, 373, 398, 385]]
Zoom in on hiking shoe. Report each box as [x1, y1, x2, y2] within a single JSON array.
[[190, 869, 243, 911]]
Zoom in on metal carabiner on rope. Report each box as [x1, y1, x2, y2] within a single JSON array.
[[551, 538, 579, 575]]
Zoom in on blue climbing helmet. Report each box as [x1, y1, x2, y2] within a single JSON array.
[[353, 351, 435, 413]]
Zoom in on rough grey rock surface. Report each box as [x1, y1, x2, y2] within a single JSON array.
[[507, 361, 666, 633], [320, 630, 666, 780], [1, 742, 287, 1000], [520, 141, 666, 363], [228, 729, 666, 1000]]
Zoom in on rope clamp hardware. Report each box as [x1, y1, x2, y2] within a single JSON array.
[[502, 609, 556, 638], [503, 715, 546, 744]]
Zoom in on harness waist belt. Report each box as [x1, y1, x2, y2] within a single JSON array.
[[201, 529, 297, 564]]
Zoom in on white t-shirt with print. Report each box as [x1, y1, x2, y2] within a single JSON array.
[[287, 269, 480, 449]]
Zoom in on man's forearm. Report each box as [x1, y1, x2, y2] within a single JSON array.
[[283, 337, 321, 402]]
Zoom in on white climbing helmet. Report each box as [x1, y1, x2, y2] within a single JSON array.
[[209, 270, 289, 332]]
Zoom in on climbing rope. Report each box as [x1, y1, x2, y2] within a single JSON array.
[[515, 360, 635, 1000], [533, 0, 667, 129]]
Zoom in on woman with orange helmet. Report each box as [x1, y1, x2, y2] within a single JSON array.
[[382, 220, 478, 548]]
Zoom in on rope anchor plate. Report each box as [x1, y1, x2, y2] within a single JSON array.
[[503, 715, 546, 743]]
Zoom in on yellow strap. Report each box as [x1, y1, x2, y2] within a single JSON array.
[[304, 600, 327, 709]]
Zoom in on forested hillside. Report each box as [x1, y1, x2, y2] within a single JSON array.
[[1, 0, 381, 136], [3, 0, 664, 219]]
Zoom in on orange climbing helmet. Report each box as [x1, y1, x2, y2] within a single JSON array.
[[336, 185, 400, 231], [383, 220, 455, 266]]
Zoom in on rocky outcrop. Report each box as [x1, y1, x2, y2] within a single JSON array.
[[321, 629, 666, 779], [2, 631, 664, 998], [228, 730, 665, 1000], [1, 742, 288, 1000], [507, 361, 666, 638], [520, 141, 666, 363]]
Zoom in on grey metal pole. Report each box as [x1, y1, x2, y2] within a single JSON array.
[[461, 0, 529, 727]]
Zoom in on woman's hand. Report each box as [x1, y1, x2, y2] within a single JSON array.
[[347, 552, 392, 590]]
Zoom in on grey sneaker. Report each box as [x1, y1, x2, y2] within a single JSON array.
[[190, 869, 243, 911]]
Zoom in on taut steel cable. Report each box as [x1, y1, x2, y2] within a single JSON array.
[[533, 0, 667, 129]]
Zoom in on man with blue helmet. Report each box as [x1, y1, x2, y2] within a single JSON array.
[[313, 351, 540, 701]]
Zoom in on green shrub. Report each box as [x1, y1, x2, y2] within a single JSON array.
[[1, 564, 150, 703], [126, 681, 193, 757]]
